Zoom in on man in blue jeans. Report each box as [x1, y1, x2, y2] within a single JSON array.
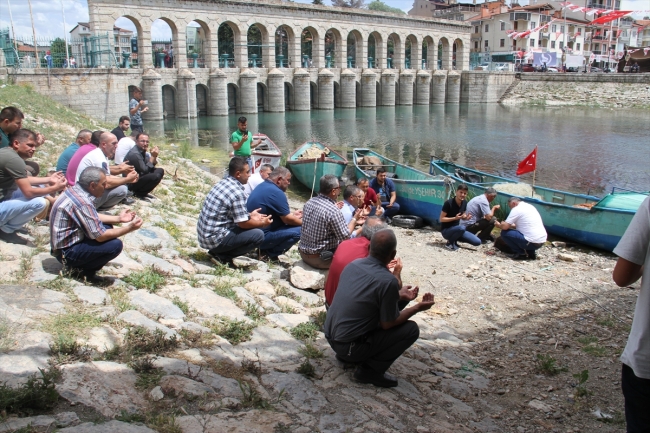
[[50, 166, 143, 284], [369, 168, 400, 221], [495, 197, 547, 260], [439, 184, 481, 251]]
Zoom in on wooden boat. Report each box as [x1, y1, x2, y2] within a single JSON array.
[[286, 141, 348, 193], [353, 149, 453, 226], [250, 134, 282, 174], [429, 156, 649, 252]]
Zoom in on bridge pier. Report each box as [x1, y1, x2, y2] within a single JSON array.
[[339, 69, 356, 108], [318, 69, 335, 110], [208, 69, 228, 116], [177, 69, 198, 118], [142, 69, 163, 121], [380, 69, 396, 107], [398, 71, 414, 106], [446, 71, 461, 104], [239, 69, 258, 114], [431, 70, 447, 104], [293, 69, 311, 111], [267, 69, 285, 113], [415, 70, 431, 105]]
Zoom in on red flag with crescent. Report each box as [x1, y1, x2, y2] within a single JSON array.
[[516, 146, 538, 176]]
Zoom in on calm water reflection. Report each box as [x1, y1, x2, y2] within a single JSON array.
[[161, 104, 650, 196]]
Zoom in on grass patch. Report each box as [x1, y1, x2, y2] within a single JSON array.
[[107, 286, 134, 312], [244, 301, 264, 322], [124, 326, 179, 356], [296, 359, 316, 378], [0, 316, 16, 353], [238, 380, 282, 410], [573, 369, 591, 397], [45, 311, 102, 340], [596, 318, 616, 328], [171, 297, 190, 315], [577, 335, 607, 357], [187, 250, 212, 263], [123, 266, 167, 293], [214, 282, 238, 301], [208, 317, 255, 345], [155, 221, 182, 242], [14, 252, 35, 282], [0, 368, 60, 416], [535, 354, 567, 376], [576, 335, 598, 345], [310, 310, 327, 330], [279, 304, 297, 314], [298, 342, 324, 359], [241, 356, 263, 376], [117, 410, 182, 433], [290, 322, 319, 341], [178, 329, 214, 349], [49, 334, 92, 364], [178, 141, 192, 160], [129, 356, 165, 390]]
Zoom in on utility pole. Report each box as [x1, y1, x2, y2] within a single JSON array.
[[7, 0, 18, 52], [27, 0, 39, 67], [60, 0, 70, 67]]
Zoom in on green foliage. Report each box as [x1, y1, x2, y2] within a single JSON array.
[[312, 0, 324, 4], [244, 301, 264, 322], [290, 322, 319, 341], [238, 380, 283, 409], [209, 318, 255, 345], [46, 311, 102, 340], [310, 310, 327, 330], [573, 369, 591, 397], [0, 368, 59, 416], [123, 266, 167, 293], [214, 282, 238, 301], [129, 356, 165, 390], [577, 336, 607, 357], [298, 342, 324, 359], [124, 326, 179, 356], [171, 296, 190, 315], [155, 221, 182, 242], [535, 354, 567, 376], [0, 316, 15, 353], [49, 334, 92, 364], [296, 359, 316, 378], [117, 410, 182, 433], [367, 0, 405, 14], [50, 37, 71, 58]]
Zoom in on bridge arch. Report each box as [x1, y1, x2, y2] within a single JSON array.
[[346, 30, 363, 68], [438, 37, 451, 70], [184, 19, 212, 68], [422, 35, 435, 70], [387, 33, 401, 69], [218, 21, 244, 68], [324, 27, 343, 68], [162, 84, 176, 118], [150, 17, 179, 67], [453, 38, 465, 71], [301, 26, 320, 68], [405, 34, 418, 69], [248, 23, 270, 68], [368, 31, 383, 68], [274, 25, 295, 67]]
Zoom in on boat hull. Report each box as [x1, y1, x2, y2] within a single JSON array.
[[251, 134, 282, 174], [354, 149, 451, 227], [287, 142, 347, 193]]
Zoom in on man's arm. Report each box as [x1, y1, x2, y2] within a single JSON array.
[[231, 133, 248, 151], [238, 208, 272, 229], [380, 293, 435, 330], [613, 257, 643, 287], [96, 217, 143, 242], [15, 176, 66, 198], [109, 162, 134, 176], [280, 213, 302, 226], [106, 171, 138, 188], [496, 220, 514, 231], [125, 151, 149, 175], [129, 101, 142, 116]]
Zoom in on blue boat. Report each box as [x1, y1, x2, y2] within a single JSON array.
[[287, 141, 347, 194], [429, 157, 648, 252], [353, 149, 453, 227]]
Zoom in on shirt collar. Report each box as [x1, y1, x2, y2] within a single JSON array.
[[318, 194, 336, 204], [227, 175, 245, 190]]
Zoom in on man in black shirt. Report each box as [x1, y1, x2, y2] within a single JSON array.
[[111, 116, 130, 142], [123, 133, 164, 199], [324, 229, 435, 388], [439, 184, 481, 251]]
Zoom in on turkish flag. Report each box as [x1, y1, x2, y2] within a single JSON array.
[[516, 146, 538, 176]]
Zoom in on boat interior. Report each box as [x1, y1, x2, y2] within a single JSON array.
[[354, 149, 439, 182]]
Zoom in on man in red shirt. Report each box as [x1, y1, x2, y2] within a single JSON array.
[[357, 178, 383, 217], [325, 216, 401, 306]]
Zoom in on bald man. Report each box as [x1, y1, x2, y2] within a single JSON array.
[[76, 132, 138, 210]]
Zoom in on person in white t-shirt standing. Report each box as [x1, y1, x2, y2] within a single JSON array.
[[76, 132, 139, 211], [494, 196, 547, 260], [243, 163, 273, 197], [114, 130, 138, 164], [612, 196, 650, 432]]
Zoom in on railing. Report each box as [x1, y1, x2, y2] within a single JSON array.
[[434, 6, 477, 16]]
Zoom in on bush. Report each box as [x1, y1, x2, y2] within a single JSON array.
[[0, 368, 59, 416], [123, 266, 167, 293], [290, 322, 319, 341], [209, 318, 255, 345]]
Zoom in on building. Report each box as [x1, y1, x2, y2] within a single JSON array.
[[69, 22, 133, 67]]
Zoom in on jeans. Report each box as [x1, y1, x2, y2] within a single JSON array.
[[622, 363, 650, 433], [128, 168, 164, 197], [131, 124, 143, 133], [260, 226, 301, 258], [95, 185, 128, 211], [463, 219, 495, 241], [58, 225, 123, 275], [208, 227, 264, 261], [328, 321, 420, 374], [500, 229, 543, 256], [381, 201, 400, 218], [0, 190, 48, 234], [441, 225, 481, 247]]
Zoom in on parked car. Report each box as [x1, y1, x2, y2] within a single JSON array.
[[494, 63, 509, 71], [475, 63, 490, 71], [547, 67, 559, 72]]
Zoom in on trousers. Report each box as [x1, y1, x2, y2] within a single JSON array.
[[260, 225, 301, 258], [441, 225, 481, 246], [208, 227, 264, 261], [328, 321, 420, 374], [0, 190, 47, 234], [94, 185, 128, 211], [464, 219, 495, 240], [500, 229, 543, 256], [300, 250, 335, 270], [59, 226, 123, 276], [622, 363, 650, 433], [381, 201, 400, 218], [129, 168, 164, 197]]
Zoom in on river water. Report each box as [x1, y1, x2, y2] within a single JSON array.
[[163, 104, 650, 196]]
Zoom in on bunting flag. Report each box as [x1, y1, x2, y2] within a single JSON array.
[[590, 10, 633, 25]]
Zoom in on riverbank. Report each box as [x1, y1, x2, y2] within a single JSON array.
[[0, 83, 634, 432]]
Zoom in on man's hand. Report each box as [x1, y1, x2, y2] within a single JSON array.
[[293, 209, 303, 218], [493, 204, 501, 210], [129, 216, 143, 231], [388, 257, 402, 275], [119, 209, 136, 223], [52, 175, 67, 192], [386, 202, 394, 208], [141, 107, 149, 113], [353, 208, 366, 224], [48, 171, 65, 185], [250, 208, 272, 227], [115, 162, 133, 175], [336, 201, 344, 210], [375, 205, 384, 216], [125, 170, 139, 184], [150, 146, 160, 158], [36, 133, 46, 146], [361, 205, 371, 217], [398, 284, 418, 302], [417, 293, 436, 311], [240, 133, 249, 144]]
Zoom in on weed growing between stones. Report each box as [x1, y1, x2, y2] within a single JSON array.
[[140, 243, 164, 255], [241, 353, 263, 376], [0, 316, 16, 353], [129, 356, 165, 390], [179, 141, 193, 160], [40, 275, 74, 294], [106, 285, 134, 312], [178, 329, 214, 349], [208, 317, 255, 345], [310, 310, 327, 331], [171, 296, 190, 315], [117, 410, 182, 433], [244, 301, 264, 322], [0, 368, 60, 416], [298, 342, 324, 359], [296, 359, 316, 378], [46, 311, 102, 341], [124, 327, 179, 356], [279, 304, 297, 314], [238, 381, 282, 410], [186, 250, 211, 263], [213, 282, 238, 301], [155, 221, 182, 242], [535, 354, 568, 376], [49, 334, 92, 365], [123, 266, 168, 293], [14, 252, 35, 283], [573, 369, 591, 397], [290, 322, 319, 341]]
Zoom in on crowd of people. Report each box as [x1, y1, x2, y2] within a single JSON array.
[[1, 99, 647, 426]]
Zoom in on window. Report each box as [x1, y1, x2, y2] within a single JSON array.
[[530, 22, 536, 29], [500, 39, 505, 47], [559, 41, 564, 49], [485, 40, 489, 48], [475, 26, 479, 33], [560, 25, 565, 33], [485, 24, 489, 32], [538, 39, 542, 47], [475, 41, 479, 50], [552, 24, 556, 32], [530, 39, 535, 47], [551, 41, 556, 48], [576, 43, 581, 51], [500, 22, 506, 31]]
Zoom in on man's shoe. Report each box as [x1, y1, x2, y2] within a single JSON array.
[[444, 242, 459, 251], [145, 193, 157, 200], [508, 253, 531, 261], [0, 230, 32, 246], [121, 197, 135, 205], [126, 191, 134, 197], [353, 366, 398, 388], [385, 216, 392, 225]]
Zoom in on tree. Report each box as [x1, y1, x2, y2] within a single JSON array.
[[312, 0, 324, 4], [367, 0, 405, 14], [331, 0, 365, 8]]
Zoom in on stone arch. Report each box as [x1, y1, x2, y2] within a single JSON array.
[[162, 84, 176, 118], [438, 37, 451, 70], [113, 16, 144, 68], [218, 21, 244, 68], [301, 26, 320, 68], [227, 82, 239, 113], [387, 33, 401, 69], [284, 81, 293, 110], [185, 19, 212, 68], [150, 17, 179, 68], [324, 28, 343, 68], [405, 34, 418, 69], [257, 82, 267, 111], [367, 31, 383, 68], [453, 38, 465, 71], [275, 25, 295, 67], [248, 23, 270, 67], [422, 36, 435, 70], [346, 30, 363, 68], [196, 84, 208, 116], [310, 81, 318, 108]]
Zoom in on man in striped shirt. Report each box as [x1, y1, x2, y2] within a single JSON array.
[[50, 166, 143, 284]]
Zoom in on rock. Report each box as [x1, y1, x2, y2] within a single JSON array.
[[274, 296, 308, 314], [129, 251, 184, 276], [266, 313, 310, 329], [557, 253, 578, 262], [0, 239, 33, 259], [128, 289, 185, 320], [73, 285, 110, 305], [177, 348, 204, 363], [290, 261, 327, 290], [154, 357, 204, 377], [256, 295, 280, 312], [123, 227, 176, 249], [238, 326, 302, 363], [58, 420, 159, 432], [528, 399, 553, 412], [0, 330, 51, 386], [173, 287, 248, 321], [232, 256, 266, 270], [172, 257, 196, 274], [37, 289, 69, 313], [232, 286, 258, 306], [84, 325, 122, 353], [30, 253, 63, 282], [243, 269, 274, 282], [244, 280, 275, 297], [283, 284, 322, 306], [150, 385, 164, 401], [552, 241, 567, 248], [262, 371, 327, 413], [55, 412, 81, 428], [0, 415, 56, 432], [159, 374, 216, 398], [318, 410, 371, 433], [56, 361, 148, 418], [117, 310, 178, 339], [196, 371, 241, 398], [104, 253, 144, 274], [177, 321, 211, 334], [176, 410, 292, 433], [201, 158, 211, 163]]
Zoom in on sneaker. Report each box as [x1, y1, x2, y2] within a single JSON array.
[[353, 366, 398, 388], [444, 242, 459, 251], [0, 230, 32, 246], [508, 253, 531, 261], [385, 216, 392, 225], [120, 197, 135, 205], [145, 193, 157, 200]]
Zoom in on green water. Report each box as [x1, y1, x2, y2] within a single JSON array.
[[159, 104, 650, 196]]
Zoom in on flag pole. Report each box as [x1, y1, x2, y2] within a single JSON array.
[[531, 145, 537, 197]]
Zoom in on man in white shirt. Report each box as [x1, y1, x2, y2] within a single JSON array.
[[114, 130, 138, 164], [495, 196, 546, 260], [612, 196, 650, 432], [243, 163, 273, 197], [340, 185, 367, 238], [76, 132, 138, 211]]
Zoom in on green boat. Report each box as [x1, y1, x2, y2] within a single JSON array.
[[429, 157, 649, 252], [353, 149, 453, 226], [286, 141, 348, 194]]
